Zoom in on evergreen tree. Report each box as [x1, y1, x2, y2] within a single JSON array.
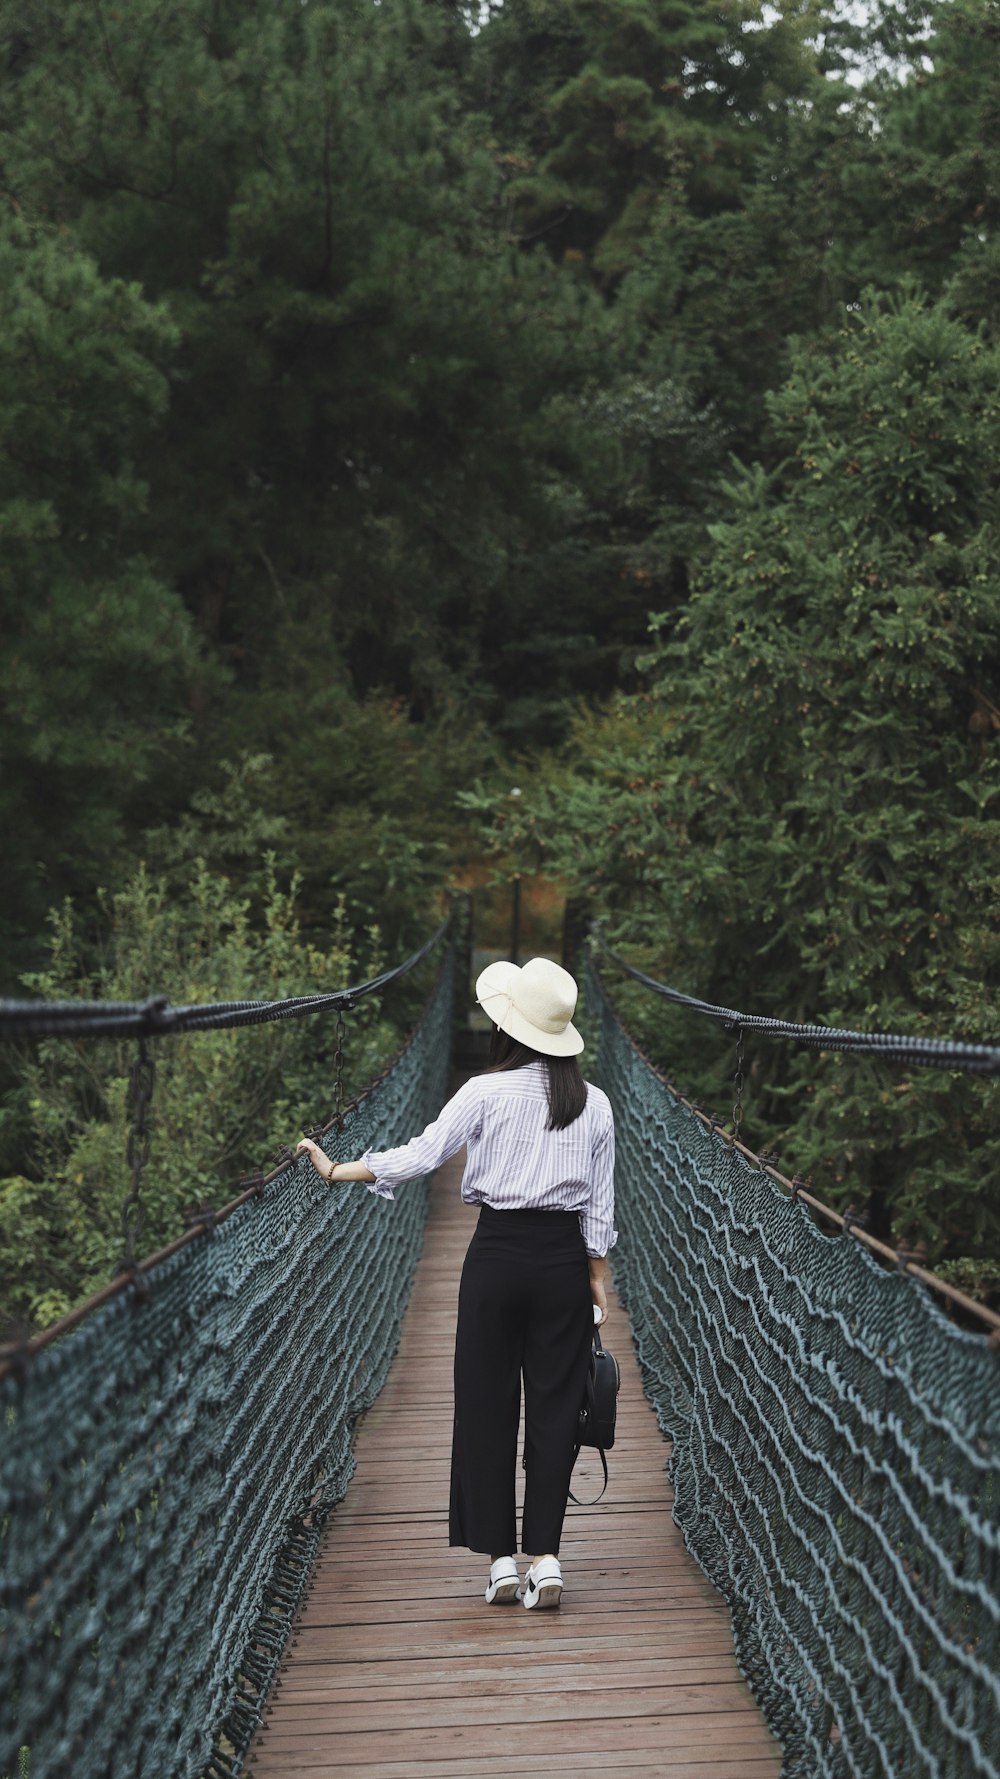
[[0, 0, 628, 953], [838, 0, 1000, 309], [475, 2, 860, 620], [0, 0, 606, 719], [472, 286, 1000, 1271], [477, 0, 777, 279], [0, 213, 208, 979]]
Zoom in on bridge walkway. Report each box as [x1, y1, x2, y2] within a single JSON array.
[[246, 1149, 782, 1778]]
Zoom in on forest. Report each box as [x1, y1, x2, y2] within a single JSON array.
[[1, 0, 998, 1329]]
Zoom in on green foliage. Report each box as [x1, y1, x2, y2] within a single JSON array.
[[0, 212, 211, 977], [2, 0, 1000, 1304], [465, 286, 1000, 1271], [0, 0, 614, 727], [847, 0, 1000, 305], [140, 725, 476, 955], [477, 0, 782, 278], [258, 696, 488, 947], [0, 859, 395, 1332]]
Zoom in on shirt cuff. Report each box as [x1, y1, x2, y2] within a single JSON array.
[[361, 1150, 395, 1200], [583, 1222, 618, 1259]]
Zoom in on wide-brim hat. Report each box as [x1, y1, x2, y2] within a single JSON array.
[[475, 956, 584, 1057]]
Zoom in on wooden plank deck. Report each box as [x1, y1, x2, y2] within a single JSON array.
[[247, 1153, 782, 1779]]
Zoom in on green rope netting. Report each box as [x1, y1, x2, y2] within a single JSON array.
[[1, 945, 455, 1779], [589, 959, 1000, 1779]]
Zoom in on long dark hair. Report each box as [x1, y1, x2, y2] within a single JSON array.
[[486, 1027, 588, 1130]]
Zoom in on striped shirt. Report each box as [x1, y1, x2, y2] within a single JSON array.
[[362, 1059, 617, 1257]]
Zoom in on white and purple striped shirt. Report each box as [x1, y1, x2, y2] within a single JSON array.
[[362, 1059, 617, 1257]]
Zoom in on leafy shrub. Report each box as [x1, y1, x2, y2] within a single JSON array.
[[0, 858, 396, 1332]]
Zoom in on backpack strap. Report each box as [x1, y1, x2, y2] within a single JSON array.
[[568, 1443, 609, 1507]]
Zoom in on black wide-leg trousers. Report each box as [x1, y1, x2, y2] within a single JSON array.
[[449, 1204, 594, 1558]]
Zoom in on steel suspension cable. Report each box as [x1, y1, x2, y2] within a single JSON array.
[[0, 916, 450, 1041], [594, 928, 1000, 1075]]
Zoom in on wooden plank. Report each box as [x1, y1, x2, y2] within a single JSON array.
[[250, 1716, 776, 1766], [270, 1655, 745, 1697], [258, 1680, 767, 1733], [246, 1149, 781, 1779], [282, 1630, 741, 1665], [291, 1600, 731, 1633], [295, 1586, 722, 1615], [251, 1755, 779, 1779]]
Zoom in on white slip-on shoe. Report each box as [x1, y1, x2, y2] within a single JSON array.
[[522, 1556, 562, 1610], [484, 1556, 521, 1604]]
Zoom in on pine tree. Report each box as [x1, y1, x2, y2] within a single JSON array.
[[477, 0, 781, 280], [0, 214, 207, 977], [834, 0, 1000, 313], [488, 285, 1000, 1268]]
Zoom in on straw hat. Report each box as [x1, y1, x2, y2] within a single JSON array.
[[475, 956, 584, 1057]]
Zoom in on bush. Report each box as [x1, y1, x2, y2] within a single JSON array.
[[0, 858, 396, 1332]]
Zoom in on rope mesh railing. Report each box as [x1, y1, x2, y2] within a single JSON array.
[[0, 940, 456, 1779], [587, 955, 1000, 1779]]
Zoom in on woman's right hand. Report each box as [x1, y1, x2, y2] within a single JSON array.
[[295, 1143, 377, 1185], [590, 1275, 608, 1326], [297, 1138, 332, 1180], [588, 1254, 609, 1325]]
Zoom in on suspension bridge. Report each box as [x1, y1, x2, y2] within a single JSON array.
[[1, 909, 998, 1779]]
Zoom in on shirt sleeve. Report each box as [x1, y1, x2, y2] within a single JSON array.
[[361, 1078, 483, 1199], [580, 1111, 617, 1258]]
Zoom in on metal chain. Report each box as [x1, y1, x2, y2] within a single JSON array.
[[333, 1012, 346, 1129], [120, 1037, 156, 1277], [731, 1023, 745, 1144]]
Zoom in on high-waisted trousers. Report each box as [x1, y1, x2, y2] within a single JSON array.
[[449, 1204, 594, 1557]]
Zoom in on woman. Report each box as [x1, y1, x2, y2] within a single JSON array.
[[296, 955, 616, 1610]]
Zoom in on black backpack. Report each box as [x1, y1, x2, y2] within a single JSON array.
[[569, 1326, 620, 1505]]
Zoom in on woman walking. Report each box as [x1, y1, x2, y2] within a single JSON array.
[[296, 955, 616, 1610]]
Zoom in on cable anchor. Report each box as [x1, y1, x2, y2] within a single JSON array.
[[728, 1021, 745, 1145], [841, 1203, 870, 1241], [115, 1035, 156, 1296], [333, 1010, 347, 1130]]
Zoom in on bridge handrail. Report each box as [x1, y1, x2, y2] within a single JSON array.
[[595, 927, 1000, 1074], [1, 930, 458, 1779], [588, 953, 1000, 1779], [589, 954, 1000, 1340], [0, 916, 450, 1041], [0, 912, 454, 1379]]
